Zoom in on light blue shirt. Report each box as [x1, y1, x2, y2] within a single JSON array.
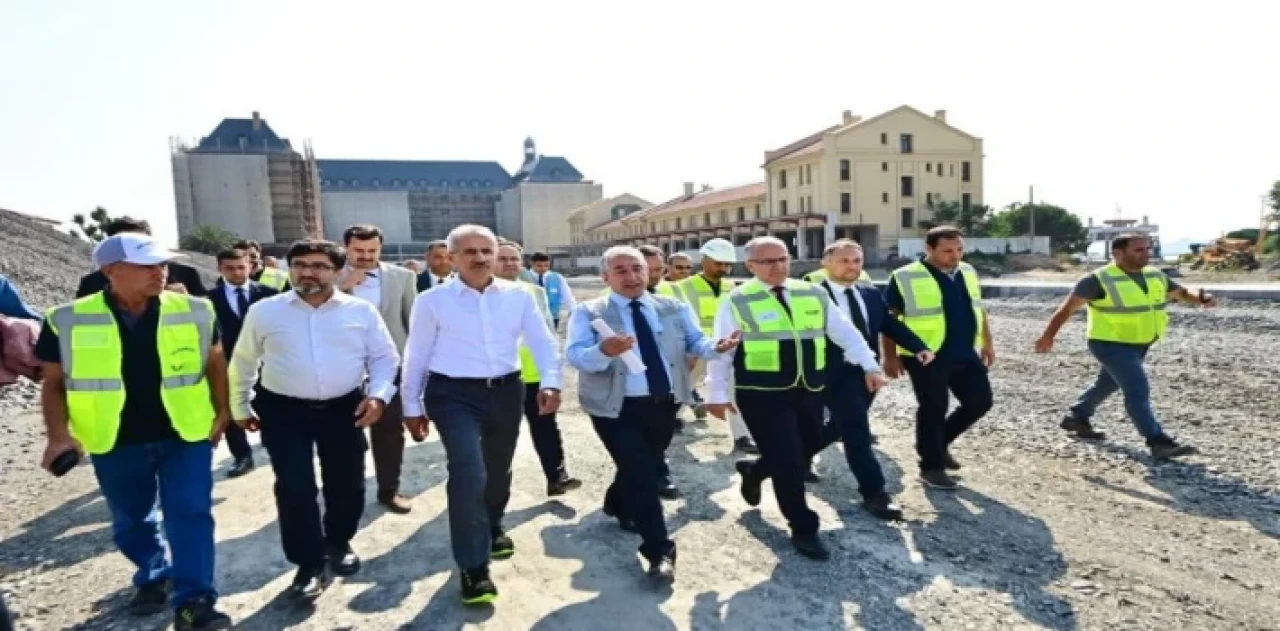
[[567, 292, 720, 396]]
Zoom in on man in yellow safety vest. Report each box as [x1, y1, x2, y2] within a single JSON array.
[[1034, 233, 1214, 459], [233, 238, 290, 291], [37, 233, 232, 630]]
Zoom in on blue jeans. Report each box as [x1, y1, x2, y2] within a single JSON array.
[[90, 439, 216, 609], [1070, 340, 1164, 440]]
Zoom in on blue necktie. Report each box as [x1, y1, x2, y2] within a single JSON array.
[[234, 287, 249, 318], [630, 300, 671, 397]]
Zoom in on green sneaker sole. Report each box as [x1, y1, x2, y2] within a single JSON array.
[[462, 592, 497, 605]]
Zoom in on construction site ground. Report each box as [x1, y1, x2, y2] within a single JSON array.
[[1, 279, 1279, 631]]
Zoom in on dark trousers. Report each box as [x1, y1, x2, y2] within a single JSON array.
[[904, 357, 994, 471], [370, 389, 406, 496], [523, 382, 568, 482], [425, 374, 524, 570], [224, 422, 252, 461], [737, 388, 826, 536], [590, 397, 679, 561], [257, 388, 367, 570], [821, 370, 886, 498]]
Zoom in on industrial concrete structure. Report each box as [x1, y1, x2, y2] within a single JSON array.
[[171, 112, 322, 245], [497, 138, 603, 256]]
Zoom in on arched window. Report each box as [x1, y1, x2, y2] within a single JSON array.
[[370, 178, 381, 187], [458, 180, 468, 188], [350, 179, 361, 187]]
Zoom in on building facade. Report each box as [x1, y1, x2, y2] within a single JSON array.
[[498, 138, 602, 256]]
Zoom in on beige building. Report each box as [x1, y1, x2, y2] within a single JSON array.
[[763, 105, 984, 262], [579, 182, 769, 258]]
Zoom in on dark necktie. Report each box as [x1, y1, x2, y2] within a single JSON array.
[[770, 286, 792, 318], [234, 287, 249, 318], [630, 300, 672, 397], [537, 274, 545, 288], [844, 287, 869, 341]]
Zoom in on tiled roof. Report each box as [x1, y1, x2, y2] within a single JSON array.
[[194, 117, 292, 153], [316, 159, 512, 191], [512, 155, 584, 183], [588, 194, 686, 233], [643, 182, 766, 220], [566, 194, 650, 220], [763, 124, 841, 165]]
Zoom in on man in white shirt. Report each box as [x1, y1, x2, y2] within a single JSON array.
[[229, 240, 400, 601], [337, 224, 418, 515], [705, 236, 888, 561], [401, 224, 562, 606]]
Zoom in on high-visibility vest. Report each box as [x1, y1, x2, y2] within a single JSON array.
[[890, 260, 984, 355], [45, 291, 217, 454], [677, 275, 734, 335], [1086, 263, 1169, 344], [728, 278, 828, 391], [518, 281, 554, 384], [803, 268, 872, 285], [257, 266, 288, 290], [599, 281, 678, 299], [535, 271, 565, 316]]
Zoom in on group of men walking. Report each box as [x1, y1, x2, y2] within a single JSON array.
[[33, 214, 1215, 629]]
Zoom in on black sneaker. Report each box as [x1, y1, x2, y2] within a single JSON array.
[[547, 475, 583, 496], [735, 460, 762, 507], [646, 544, 677, 582], [287, 565, 332, 601], [490, 531, 515, 560], [226, 457, 254, 478], [791, 533, 830, 561], [1149, 436, 1196, 460], [657, 478, 681, 500], [326, 544, 361, 576], [734, 437, 760, 455], [943, 452, 962, 471], [128, 579, 169, 616], [1060, 417, 1106, 440], [921, 469, 959, 490], [863, 493, 905, 521], [460, 566, 498, 605], [173, 596, 232, 631]]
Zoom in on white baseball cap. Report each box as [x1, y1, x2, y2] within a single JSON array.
[[92, 233, 186, 267]]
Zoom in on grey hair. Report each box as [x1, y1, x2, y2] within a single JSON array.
[[446, 224, 497, 252], [600, 245, 646, 269], [822, 238, 863, 258], [744, 236, 788, 260]]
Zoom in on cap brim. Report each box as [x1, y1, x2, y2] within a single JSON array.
[[129, 250, 186, 265]]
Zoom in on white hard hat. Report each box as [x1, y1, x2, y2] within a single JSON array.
[[700, 238, 737, 263]]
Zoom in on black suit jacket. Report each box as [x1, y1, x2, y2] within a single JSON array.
[[820, 280, 928, 365], [416, 271, 453, 293], [76, 262, 209, 298], [209, 281, 278, 360]]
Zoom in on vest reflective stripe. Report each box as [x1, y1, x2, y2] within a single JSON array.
[[729, 279, 827, 390], [891, 261, 984, 355], [678, 275, 733, 335], [541, 271, 564, 315], [803, 268, 872, 285], [518, 282, 552, 384], [258, 267, 288, 290], [1086, 264, 1169, 344], [46, 292, 216, 454]]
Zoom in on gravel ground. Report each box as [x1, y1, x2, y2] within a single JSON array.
[[1, 281, 1278, 630]]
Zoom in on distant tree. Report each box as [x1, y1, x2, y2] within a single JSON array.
[[989, 203, 1088, 253], [921, 199, 995, 236], [70, 206, 113, 242], [180, 224, 239, 255], [1268, 180, 1280, 223]]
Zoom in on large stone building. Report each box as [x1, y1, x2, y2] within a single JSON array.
[[171, 112, 323, 245], [583, 182, 767, 256], [173, 115, 594, 259]]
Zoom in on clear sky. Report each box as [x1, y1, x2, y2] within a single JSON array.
[[2, 0, 1276, 247]]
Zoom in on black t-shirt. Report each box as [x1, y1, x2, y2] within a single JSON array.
[[36, 292, 221, 448], [76, 262, 209, 298], [1072, 270, 1182, 301], [885, 262, 980, 364]]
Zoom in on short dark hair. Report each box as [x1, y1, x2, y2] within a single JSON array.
[[285, 239, 346, 269], [216, 248, 246, 264], [822, 238, 863, 258], [427, 240, 448, 253], [925, 225, 964, 248], [342, 224, 383, 245], [530, 252, 551, 263], [638, 245, 664, 259], [103, 217, 151, 237], [1111, 233, 1150, 251], [232, 239, 262, 253]]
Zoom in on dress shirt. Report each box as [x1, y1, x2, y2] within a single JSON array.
[[228, 290, 400, 419], [401, 276, 562, 417], [347, 267, 382, 306], [826, 278, 868, 327], [431, 272, 453, 286], [537, 272, 577, 315], [706, 283, 881, 404], [566, 292, 721, 396], [222, 281, 250, 317]]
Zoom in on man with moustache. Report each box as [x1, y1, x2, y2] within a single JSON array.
[[229, 240, 399, 600], [76, 218, 209, 299], [401, 224, 562, 605], [337, 224, 419, 514], [416, 240, 455, 293]]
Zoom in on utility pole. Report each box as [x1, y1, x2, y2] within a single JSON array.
[[1028, 185, 1036, 237]]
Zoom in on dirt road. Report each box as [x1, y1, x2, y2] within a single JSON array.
[[1, 289, 1278, 630]]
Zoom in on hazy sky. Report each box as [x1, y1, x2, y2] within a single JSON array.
[[2, 0, 1276, 246]]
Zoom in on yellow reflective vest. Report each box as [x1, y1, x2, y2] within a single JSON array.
[[1086, 264, 1169, 344], [257, 266, 288, 290], [803, 268, 872, 285], [728, 278, 828, 391], [677, 275, 734, 335], [890, 261, 985, 356], [518, 281, 554, 384], [45, 291, 217, 455]]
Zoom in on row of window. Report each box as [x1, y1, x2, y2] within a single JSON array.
[[780, 159, 972, 188], [323, 178, 496, 189]]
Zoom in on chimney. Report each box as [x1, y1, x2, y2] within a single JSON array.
[[251, 111, 262, 132], [683, 181, 695, 197], [934, 109, 947, 123], [842, 110, 862, 125]]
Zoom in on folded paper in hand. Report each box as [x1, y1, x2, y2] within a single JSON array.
[[590, 318, 646, 374]]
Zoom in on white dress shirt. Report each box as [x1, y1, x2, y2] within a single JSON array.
[[401, 276, 562, 417], [222, 281, 250, 317], [706, 282, 881, 404], [228, 290, 400, 419], [347, 267, 382, 307], [825, 278, 868, 327]]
